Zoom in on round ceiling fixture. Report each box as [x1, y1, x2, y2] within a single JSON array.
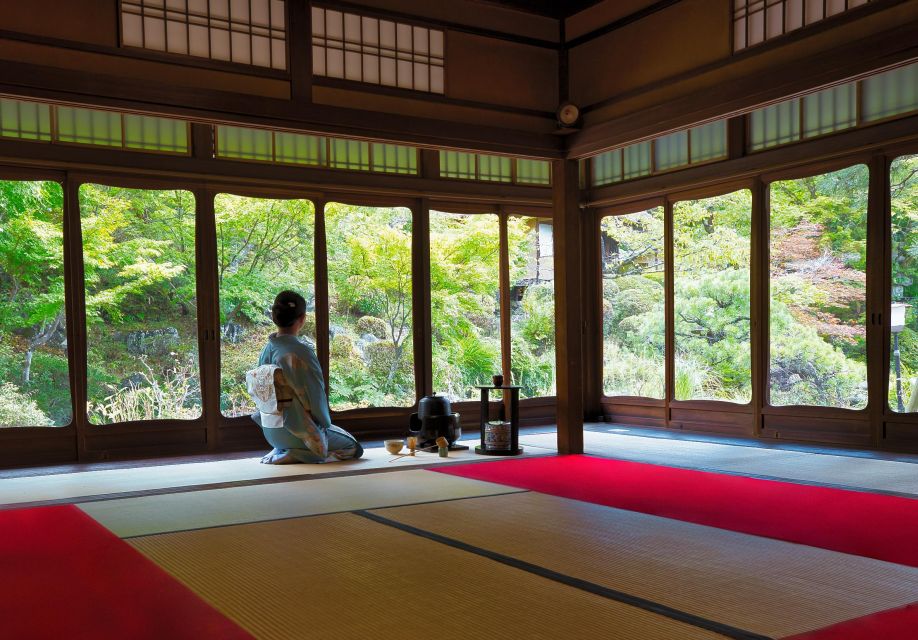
[[556, 103, 581, 127]]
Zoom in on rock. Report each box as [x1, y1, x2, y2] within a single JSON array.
[[120, 372, 147, 390], [222, 322, 245, 344], [329, 324, 346, 340], [125, 328, 180, 356]]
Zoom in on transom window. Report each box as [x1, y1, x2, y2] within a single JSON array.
[[733, 0, 873, 52], [120, 0, 287, 70], [311, 6, 445, 94]]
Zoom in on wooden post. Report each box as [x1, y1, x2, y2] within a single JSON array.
[[412, 198, 433, 400], [867, 153, 889, 447], [195, 189, 221, 449], [498, 208, 512, 385], [64, 176, 89, 460], [663, 200, 675, 427], [314, 199, 330, 393], [552, 159, 584, 454], [751, 179, 768, 437], [580, 206, 603, 420]]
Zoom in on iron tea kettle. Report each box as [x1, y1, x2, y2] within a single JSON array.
[[408, 394, 461, 446]]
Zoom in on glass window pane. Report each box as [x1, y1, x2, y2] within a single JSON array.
[[326, 203, 414, 410], [439, 151, 476, 180], [216, 195, 315, 417], [0, 180, 71, 426], [509, 216, 556, 398], [601, 208, 665, 398], [329, 138, 370, 170], [216, 125, 273, 161], [429, 211, 501, 401], [862, 62, 918, 123], [654, 131, 689, 172], [673, 190, 752, 403], [770, 166, 868, 408], [57, 107, 122, 148], [371, 143, 417, 174], [802, 83, 857, 138], [749, 99, 801, 151], [622, 141, 651, 180], [592, 150, 622, 187], [478, 155, 512, 182], [275, 132, 326, 166], [516, 159, 551, 185], [890, 154, 918, 412], [690, 120, 728, 163], [0, 98, 52, 141], [123, 115, 189, 153], [80, 185, 200, 423]]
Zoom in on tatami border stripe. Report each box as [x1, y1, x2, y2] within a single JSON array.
[[118, 490, 528, 540], [355, 509, 774, 640], [0, 456, 511, 510]]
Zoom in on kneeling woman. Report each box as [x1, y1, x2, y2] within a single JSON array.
[[252, 290, 363, 464]]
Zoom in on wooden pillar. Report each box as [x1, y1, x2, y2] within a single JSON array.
[[64, 176, 89, 459], [663, 201, 675, 427], [314, 199, 330, 393], [412, 198, 433, 400], [580, 206, 603, 419], [288, 0, 312, 103], [194, 189, 221, 449], [867, 153, 889, 447], [751, 178, 770, 437], [552, 159, 584, 454], [498, 208, 512, 384]]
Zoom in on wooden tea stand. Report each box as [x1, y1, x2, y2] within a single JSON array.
[[475, 385, 523, 455]]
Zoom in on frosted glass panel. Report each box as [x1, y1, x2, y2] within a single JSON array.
[[690, 120, 728, 162], [517, 159, 551, 185], [653, 131, 688, 172], [329, 138, 370, 170], [371, 144, 417, 174], [862, 62, 918, 122], [0, 98, 51, 141], [216, 125, 272, 161], [622, 142, 651, 180], [274, 132, 326, 166], [749, 99, 801, 151], [123, 115, 188, 153], [592, 150, 622, 186], [56, 108, 122, 148], [803, 83, 857, 137], [439, 151, 477, 180], [478, 155, 512, 182]]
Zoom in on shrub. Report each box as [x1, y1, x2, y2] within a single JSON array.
[[0, 382, 53, 427], [356, 315, 389, 339]]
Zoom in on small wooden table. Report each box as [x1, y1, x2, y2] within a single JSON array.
[[474, 385, 523, 456]]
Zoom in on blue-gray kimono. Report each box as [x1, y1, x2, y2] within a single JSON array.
[[252, 333, 362, 463]]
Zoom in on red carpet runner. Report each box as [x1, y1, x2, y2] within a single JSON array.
[[0, 505, 252, 640], [434, 455, 918, 567]]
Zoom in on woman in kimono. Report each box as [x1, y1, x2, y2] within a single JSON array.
[[252, 290, 363, 464]]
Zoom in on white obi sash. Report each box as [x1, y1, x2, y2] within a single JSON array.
[[246, 364, 292, 429]]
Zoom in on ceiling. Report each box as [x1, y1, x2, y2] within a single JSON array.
[[477, 0, 607, 19]]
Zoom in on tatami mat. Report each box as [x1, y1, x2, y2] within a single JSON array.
[[0, 439, 511, 507], [372, 491, 918, 638], [521, 431, 918, 495], [80, 469, 523, 538], [129, 511, 726, 640]]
